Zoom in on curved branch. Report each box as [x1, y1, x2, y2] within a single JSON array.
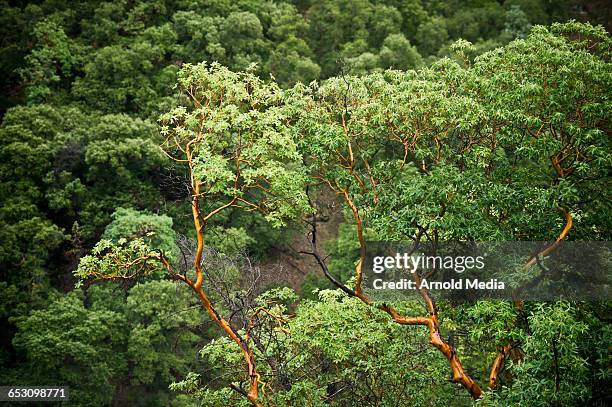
[[341, 189, 368, 299], [305, 191, 483, 399], [491, 209, 573, 390]]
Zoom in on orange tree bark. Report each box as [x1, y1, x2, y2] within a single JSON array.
[[489, 209, 573, 389], [307, 189, 484, 399]]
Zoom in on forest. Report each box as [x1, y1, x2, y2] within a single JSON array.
[[0, 0, 611, 406]]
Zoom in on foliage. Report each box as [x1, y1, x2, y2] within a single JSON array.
[[10, 292, 126, 406], [103, 207, 178, 259], [7, 281, 203, 407], [177, 288, 466, 406], [159, 62, 310, 228], [0, 0, 610, 404]]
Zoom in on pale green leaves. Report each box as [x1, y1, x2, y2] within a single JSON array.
[[191, 146, 235, 195], [74, 238, 161, 287], [160, 62, 310, 227], [500, 302, 593, 406], [102, 207, 177, 260]]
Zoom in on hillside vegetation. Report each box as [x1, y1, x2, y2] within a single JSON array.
[[0, 1, 610, 406]]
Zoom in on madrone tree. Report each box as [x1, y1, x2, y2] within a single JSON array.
[[288, 21, 610, 401], [75, 63, 309, 406], [75, 22, 610, 406]]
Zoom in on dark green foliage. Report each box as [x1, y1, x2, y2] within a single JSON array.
[[6, 281, 203, 406], [10, 292, 126, 406]]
